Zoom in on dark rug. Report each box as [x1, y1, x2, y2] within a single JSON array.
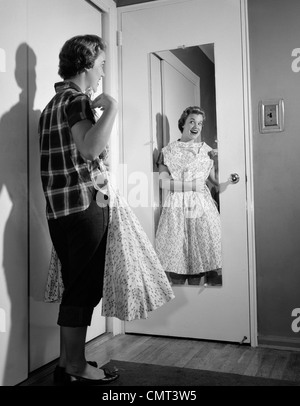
[[101, 359, 300, 387]]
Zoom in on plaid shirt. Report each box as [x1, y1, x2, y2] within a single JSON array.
[[39, 81, 103, 219]]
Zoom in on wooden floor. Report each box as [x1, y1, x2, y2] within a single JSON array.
[[19, 333, 300, 386]]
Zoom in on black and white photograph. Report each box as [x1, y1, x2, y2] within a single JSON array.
[[0, 0, 300, 391]]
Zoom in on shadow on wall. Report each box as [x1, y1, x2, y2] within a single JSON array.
[[152, 113, 170, 173], [27, 42, 59, 371], [0, 43, 51, 384], [0, 43, 33, 384], [153, 113, 169, 232]]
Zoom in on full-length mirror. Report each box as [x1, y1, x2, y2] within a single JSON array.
[[150, 44, 222, 287]]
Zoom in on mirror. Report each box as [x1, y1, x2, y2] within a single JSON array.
[[151, 44, 222, 287]]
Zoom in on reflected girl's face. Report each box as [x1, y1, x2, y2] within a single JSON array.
[[181, 113, 204, 142]]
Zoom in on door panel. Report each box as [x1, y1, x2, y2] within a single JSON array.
[[119, 0, 250, 343], [28, 0, 105, 372]]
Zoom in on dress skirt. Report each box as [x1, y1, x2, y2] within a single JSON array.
[[45, 175, 175, 321]]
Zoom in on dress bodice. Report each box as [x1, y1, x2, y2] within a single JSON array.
[[162, 141, 213, 183]]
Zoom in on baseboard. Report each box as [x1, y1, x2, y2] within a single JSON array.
[[258, 335, 300, 351]]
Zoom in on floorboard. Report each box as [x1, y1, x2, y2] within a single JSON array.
[[18, 333, 300, 386]]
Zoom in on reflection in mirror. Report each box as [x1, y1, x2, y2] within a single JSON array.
[[151, 44, 222, 287]]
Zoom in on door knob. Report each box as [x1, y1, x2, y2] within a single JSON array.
[[229, 173, 240, 184]]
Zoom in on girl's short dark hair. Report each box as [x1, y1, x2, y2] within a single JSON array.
[[178, 106, 206, 133], [58, 35, 106, 80]]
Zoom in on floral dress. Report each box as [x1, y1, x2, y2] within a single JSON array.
[[155, 140, 222, 275], [44, 160, 175, 321]]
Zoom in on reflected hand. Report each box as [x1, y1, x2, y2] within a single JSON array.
[[208, 149, 218, 159]]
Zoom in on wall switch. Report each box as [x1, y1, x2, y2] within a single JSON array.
[[264, 104, 278, 126], [259, 99, 284, 133]]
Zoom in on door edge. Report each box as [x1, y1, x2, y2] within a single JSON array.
[[241, 0, 257, 347]]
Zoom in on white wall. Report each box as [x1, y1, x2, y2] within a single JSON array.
[[0, 0, 29, 386]]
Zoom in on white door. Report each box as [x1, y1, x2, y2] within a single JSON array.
[[118, 0, 252, 343], [28, 0, 107, 372]]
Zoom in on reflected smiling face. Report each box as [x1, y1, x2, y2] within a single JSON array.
[[181, 113, 204, 142]]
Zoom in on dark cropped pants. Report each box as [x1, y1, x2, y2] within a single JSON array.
[[48, 199, 109, 327]]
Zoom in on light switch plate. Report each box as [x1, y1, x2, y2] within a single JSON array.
[[259, 99, 284, 133]]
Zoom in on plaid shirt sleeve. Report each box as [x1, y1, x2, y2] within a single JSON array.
[[66, 94, 95, 128], [39, 85, 100, 219]]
